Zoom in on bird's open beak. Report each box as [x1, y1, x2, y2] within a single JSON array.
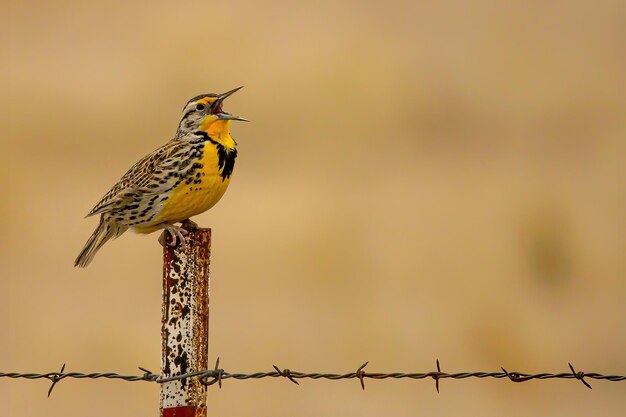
[[217, 113, 250, 122], [218, 86, 244, 102], [214, 86, 249, 121]]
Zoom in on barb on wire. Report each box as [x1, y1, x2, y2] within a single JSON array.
[[501, 367, 534, 383], [273, 364, 299, 385], [433, 359, 442, 393], [569, 362, 592, 389], [200, 358, 224, 387], [356, 362, 368, 390], [47, 363, 65, 397], [138, 366, 156, 381], [1, 361, 624, 396]]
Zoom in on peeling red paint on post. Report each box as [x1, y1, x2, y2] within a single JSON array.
[[162, 406, 201, 417], [161, 228, 210, 417]]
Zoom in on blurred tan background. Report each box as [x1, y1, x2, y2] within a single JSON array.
[[2, 1, 625, 416]]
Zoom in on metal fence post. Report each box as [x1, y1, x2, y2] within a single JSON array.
[[160, 228, 211, 417]]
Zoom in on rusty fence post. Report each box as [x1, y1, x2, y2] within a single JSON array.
[[161, 228, 211, 417]]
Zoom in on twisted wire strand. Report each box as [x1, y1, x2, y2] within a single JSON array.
[[1, 360, 624, 395]]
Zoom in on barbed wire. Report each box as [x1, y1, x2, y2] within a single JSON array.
[[2, 359, 624, 396]]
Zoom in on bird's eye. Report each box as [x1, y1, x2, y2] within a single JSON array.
[[195, 104, 205, 111]]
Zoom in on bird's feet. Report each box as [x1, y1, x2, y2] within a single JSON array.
[[158, 223, 189, 248]]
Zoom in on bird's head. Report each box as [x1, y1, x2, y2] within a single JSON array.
[[176, 86, 247, 138]]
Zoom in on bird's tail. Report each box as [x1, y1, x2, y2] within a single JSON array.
[[75, 217, 127, 268]]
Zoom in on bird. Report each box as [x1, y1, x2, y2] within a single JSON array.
[[75, 87, 247, 268]]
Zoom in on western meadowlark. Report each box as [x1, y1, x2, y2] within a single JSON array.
[[75, 87, 247, 268]]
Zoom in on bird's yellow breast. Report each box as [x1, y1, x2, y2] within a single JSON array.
[[153, 141, 232, 225]]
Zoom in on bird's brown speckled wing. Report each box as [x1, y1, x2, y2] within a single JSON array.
[[86, 139, 190, 217]]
